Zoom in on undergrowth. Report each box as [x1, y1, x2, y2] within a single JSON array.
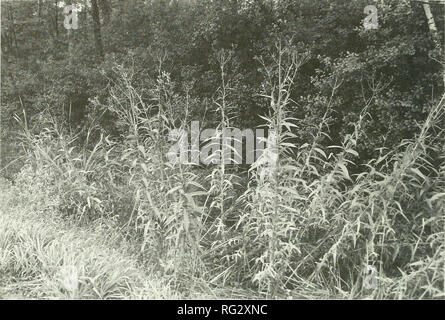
[[0, 178, 179, 299]]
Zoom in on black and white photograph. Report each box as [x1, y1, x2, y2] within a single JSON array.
[[0, 0, 444, 302]]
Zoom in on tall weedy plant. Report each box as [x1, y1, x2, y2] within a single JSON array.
[[239, 40, 310, 296], [200, 50, 244, 286], [100, 60, 206, 287]]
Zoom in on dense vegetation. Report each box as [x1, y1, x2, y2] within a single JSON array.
[[1, 0, 444, 299]]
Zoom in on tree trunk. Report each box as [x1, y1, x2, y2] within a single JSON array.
[[421, 1, 444, 88], [7, 6, 19, 60], [38, 0, 42, 20], [99, 0, 112, 24], [422, 2, 440, 45], [90, 0, 104, 58], [54, 0, 59, 37], [66, 0, 73, 65]]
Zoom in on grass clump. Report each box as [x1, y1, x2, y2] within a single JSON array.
[[0, 177, 179, 300]]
